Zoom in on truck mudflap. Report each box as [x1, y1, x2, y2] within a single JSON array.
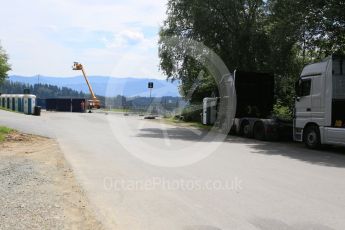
[[256, 119, 281, 141], [263, 121, 279, 141], [275, 118, 294, 141]]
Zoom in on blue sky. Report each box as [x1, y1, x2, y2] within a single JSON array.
[[0, 0, 167, 79]]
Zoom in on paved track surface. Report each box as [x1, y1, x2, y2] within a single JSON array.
[[1, 110, 345, 230]]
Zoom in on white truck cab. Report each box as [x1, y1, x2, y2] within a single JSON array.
[[294, 55, 345, 148]]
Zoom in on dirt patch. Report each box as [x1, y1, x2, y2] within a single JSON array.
[[0, 132, 104, 230], [4, 131, 34, 142]]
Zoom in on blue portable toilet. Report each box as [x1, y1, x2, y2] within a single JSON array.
[[0, 94, 5, 108], [14, 95, 19, 111], [11, 96, 15, 111], [6, 96, 10, 109], [18, 95, 24, 112], [2, 94, 7, 108], [23, 95, 36, 115]]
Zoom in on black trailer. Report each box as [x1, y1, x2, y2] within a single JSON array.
[[234, 71, 275, 118], [230, 71, 293, 141], [46, 98, 86, 113]]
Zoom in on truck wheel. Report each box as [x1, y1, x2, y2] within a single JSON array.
[[303, 125, 321, 149], [253, 122, 266, 141]]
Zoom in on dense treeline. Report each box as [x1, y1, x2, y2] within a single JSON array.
[[159, 0, 345, 117], [0, 81, 183, 111], [101, 95, 183, 110], [0, 81, 86, 99]]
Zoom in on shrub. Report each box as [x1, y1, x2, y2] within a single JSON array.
[[273, 100, 293, 121], [181, 104, 203, 122]]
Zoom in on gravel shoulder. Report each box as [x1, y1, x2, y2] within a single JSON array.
[[0, 131, 103, 230]]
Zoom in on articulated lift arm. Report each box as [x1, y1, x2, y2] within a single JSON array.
[[73, 62, 100, 109]]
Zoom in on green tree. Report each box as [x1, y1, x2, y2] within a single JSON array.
[[0, 43, 11, 84], [160, 0, 345, 121], [267, 0, 345, 115], [159, 0, 270, 102]]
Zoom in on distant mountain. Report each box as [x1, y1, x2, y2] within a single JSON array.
[[8, 75, 180, 97]]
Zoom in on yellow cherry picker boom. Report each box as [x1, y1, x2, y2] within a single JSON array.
[[72, 62, 101, 109]]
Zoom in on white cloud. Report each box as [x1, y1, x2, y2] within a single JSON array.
[[104, 30, 146, 49], [0, 0, 167, 79]]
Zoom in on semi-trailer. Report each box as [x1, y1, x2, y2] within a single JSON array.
[[203, 70, 291, 140], [203, 55, 345, 148], [229, 71, 291, 142]]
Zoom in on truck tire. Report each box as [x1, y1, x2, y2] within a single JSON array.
[[303, 125, 321, 149], [253, 122, 266, 141]]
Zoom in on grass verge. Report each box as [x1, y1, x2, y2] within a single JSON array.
[[161, 117, 212, 131], [0, 107, 12, 112], [0, 126, 13, 142]]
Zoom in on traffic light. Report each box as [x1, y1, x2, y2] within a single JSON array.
[[148, 82, 154, 89]]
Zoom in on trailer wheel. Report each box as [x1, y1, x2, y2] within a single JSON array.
[[253, 122, 266, 141], [240, 121, 251, 138], [303, 125, 321, 149]]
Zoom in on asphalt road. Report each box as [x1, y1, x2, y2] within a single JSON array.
[[1, 110, 345, 230]]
